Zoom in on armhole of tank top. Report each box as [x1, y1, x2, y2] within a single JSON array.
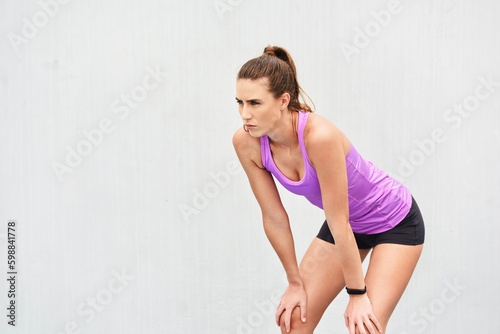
[[339, 128, 353, 161]]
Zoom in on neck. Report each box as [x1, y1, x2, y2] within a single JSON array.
[[267, 110, 299, 150]]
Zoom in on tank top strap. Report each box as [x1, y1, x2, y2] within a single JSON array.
[[297, 111, 310, 162], [260, 133, 270, 168]]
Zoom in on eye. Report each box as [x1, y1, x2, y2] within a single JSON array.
[[250, 101, 260, 105], [235, 99, 243, 105]]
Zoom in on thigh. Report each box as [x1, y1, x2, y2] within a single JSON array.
[[364, 243, 424, 330], [285, 237, 371, 332]]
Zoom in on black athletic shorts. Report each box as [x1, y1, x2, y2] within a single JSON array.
[[316, 196, 425, 249]]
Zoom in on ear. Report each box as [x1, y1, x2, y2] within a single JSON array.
[[279, 92, 290, 110]]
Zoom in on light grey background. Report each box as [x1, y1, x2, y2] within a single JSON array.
[[1, 0, 499, 333]]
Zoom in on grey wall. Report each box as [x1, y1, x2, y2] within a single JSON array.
[[1, 0, 499, 333]]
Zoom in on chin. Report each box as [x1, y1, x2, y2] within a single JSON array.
[[248, 127, 267, 137]]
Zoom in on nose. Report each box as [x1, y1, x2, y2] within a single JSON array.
[[240, 105, 251, 121]]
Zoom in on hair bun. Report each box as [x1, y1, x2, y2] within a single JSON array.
[[263, 46, 289, 63], [263, 47, 276, 57]]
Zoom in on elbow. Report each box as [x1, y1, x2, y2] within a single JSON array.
[[262, 213, 290, 240], [262, 212, 289, 226]]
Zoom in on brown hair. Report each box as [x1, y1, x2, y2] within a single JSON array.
[[237, 46, 315, 114]]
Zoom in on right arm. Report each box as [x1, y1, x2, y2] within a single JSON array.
[[232, 128, 307, 331]]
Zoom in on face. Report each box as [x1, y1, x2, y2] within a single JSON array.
[[235, 78, 289, 137]]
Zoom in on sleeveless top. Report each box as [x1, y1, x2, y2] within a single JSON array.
[[259, 111, 412, 234]]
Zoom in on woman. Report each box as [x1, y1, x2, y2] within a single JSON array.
[[232, 46, 425, 334]]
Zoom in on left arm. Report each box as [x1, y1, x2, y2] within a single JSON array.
[[307, 125, 365, 292], [307, 123, 382, 334]]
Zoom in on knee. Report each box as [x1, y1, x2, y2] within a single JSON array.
[[361, 316, 388, 334], [371, 306, 390, 332], [359, 322, 388, 334], [279, 306, 310, 334]]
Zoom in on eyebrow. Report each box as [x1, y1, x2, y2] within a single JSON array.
[[235, 97, 262, 102]]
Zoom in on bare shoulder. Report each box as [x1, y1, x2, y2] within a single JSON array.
[[232, 127, 264, 169], [303, 113, 351, 158]]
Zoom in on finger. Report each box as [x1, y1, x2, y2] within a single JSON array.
[[275, 303, 285, 326], [363, 319, 376, 334], [356, 320, 367, 334], [369, 314, 383, 333], [344, 312, 349, 328], [348, 318, 356, 334], [284, 309, 292, 333], [300, 302, 307, 323]]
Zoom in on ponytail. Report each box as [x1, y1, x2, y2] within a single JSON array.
[[238, 45, 315, 114]]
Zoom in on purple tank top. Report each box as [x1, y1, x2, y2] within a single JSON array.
[[260, 111, 412, 234]]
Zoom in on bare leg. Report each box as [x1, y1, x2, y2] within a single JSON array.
[[279, 237, 371, 333], [362, 243, 424, 333]]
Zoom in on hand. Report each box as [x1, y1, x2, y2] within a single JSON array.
[[275, 282, 307, 333], [344, 294, 382, 334]]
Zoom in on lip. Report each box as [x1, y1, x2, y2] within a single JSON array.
[[245, 124, 256, 129]]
